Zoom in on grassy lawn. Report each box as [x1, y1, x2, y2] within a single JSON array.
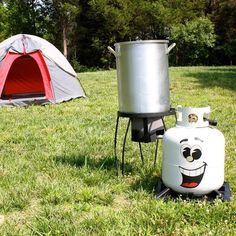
[[0, 67, 235, 235]]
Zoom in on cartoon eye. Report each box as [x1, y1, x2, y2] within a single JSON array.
[[191, 145, 202, 160], [180, 144, 191, 158]]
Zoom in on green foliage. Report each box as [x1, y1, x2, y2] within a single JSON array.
[[171, 17, 216, 65], [4, 0, 37, 35], [71, 58, 99, 72], [0, 4, 9, 41], [171, 18, 215, 47], [0, 0, 236, 66], [211, 0, 236, 65], [53, 0, 81, 54], [221, 40, 236, 65]]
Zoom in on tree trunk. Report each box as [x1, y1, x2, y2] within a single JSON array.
[[30, 0, 36, 34], [63, 20, 68, 59]]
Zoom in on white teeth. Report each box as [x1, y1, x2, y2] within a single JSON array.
[[179, 163, 206, 177], [189, 171, 195, 177], [195, 169, 199, 176]]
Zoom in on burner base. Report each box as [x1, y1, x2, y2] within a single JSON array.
[[156, 179, 232, 202]]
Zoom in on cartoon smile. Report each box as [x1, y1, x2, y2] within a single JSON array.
[[179, 162, 207, 188]]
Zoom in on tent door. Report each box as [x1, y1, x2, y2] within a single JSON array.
[[1, 55, 46, 99]]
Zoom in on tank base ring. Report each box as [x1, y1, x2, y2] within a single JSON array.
[[156, 179, 232, 202]]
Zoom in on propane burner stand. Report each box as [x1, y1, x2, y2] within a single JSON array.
[[114, 108, 176, 175]]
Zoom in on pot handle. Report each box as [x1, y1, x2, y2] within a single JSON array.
[[166, 43, 176, 54], [107, 46, 117, 57]]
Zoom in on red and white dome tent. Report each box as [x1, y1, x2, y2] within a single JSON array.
[[0, 34, 85, 106]]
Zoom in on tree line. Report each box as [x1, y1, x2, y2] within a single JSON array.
[[0, 0, 235, 70]]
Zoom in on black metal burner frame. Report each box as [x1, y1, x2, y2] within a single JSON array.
[[156, 179, 232, 202], [114, 108, 176, 176]]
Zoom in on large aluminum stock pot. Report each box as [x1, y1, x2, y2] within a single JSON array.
[[108, 40, 175, 114]]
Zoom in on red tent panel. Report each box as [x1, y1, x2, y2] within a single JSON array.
[[30, 51, 54, 100], [0, 51, 54, 100], [3, 55, 45, 95]]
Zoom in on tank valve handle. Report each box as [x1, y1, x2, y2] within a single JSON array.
[[204, 117, 218, 126]]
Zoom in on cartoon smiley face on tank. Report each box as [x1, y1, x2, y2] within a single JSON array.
[[179, 137, 207, 188]]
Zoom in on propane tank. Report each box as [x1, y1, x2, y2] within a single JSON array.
[[162, 106, 225, 196]]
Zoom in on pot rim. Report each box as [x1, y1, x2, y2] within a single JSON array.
[[114, 40, 169, 46]]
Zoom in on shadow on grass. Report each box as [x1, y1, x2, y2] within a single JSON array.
[[55, 154, 162, 194], [130, 171, 160, 194], [184, 67, 236, 91], [54, 154, 136, 174]]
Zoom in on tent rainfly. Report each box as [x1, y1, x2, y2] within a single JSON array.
[[0, 34, 86, 106]]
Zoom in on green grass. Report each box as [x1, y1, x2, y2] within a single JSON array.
[[0, 67, 236, 235]]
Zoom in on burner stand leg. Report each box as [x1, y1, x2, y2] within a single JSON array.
[[138, 142, 144, 165], [114, 115, 120, 176], [154, 138, 159, 166], [161, 117, 167, 131], [121, 119, 131, 175]]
